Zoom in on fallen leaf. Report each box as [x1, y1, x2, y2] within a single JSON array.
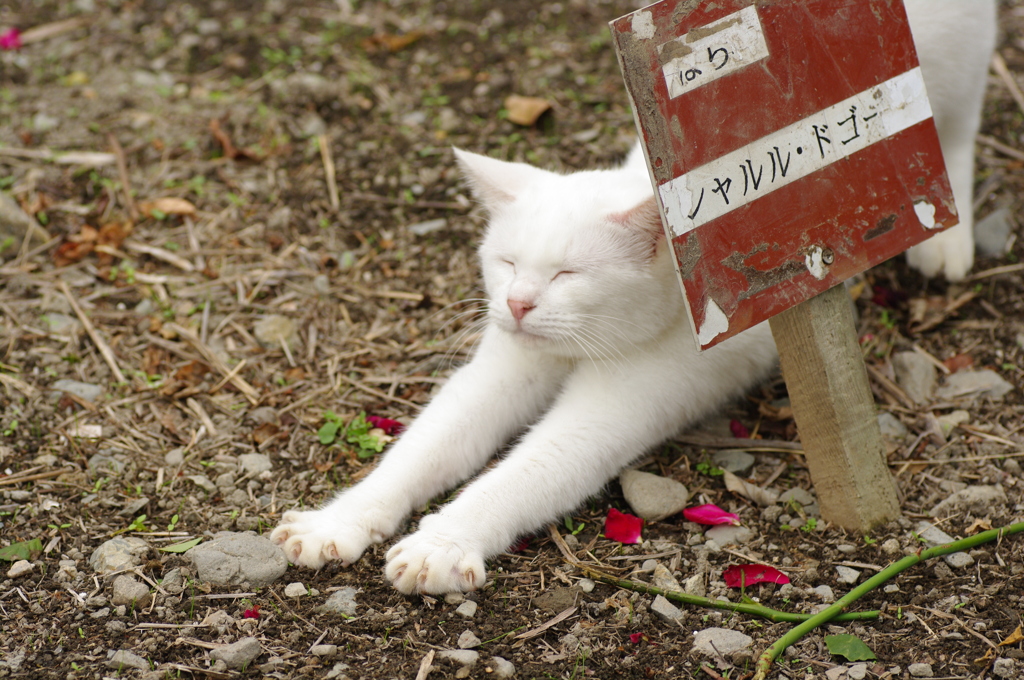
[[723, 564, 790, 588], [999, 624, 1024, 647], [965, 518, 993, 535], [53, 239, 94, 267], [683, 503, 740, 526], [504, 95, 552, 126], [824, 634, 876, 661], [722, 469, 779, 507], [252, 422, 281, 446], [139, 197, 197, 218], [604, 507, 643, 544], [159, 537, 202, 553], [209, 117, 263, 161], [0, 538, 42, 562], [942, 353, 974, 373], [363, 30, 424, 53]]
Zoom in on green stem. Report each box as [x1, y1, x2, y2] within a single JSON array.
[[582, 568, 879, 623], [753, 521, 1024, 680]]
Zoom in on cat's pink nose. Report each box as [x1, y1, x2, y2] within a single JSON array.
[[508, 299, 535, 322]]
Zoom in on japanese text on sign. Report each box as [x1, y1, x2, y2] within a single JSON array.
[[658, 5, 769, 98], [658, 67, 933, 237]]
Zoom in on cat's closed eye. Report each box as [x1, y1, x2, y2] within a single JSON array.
[[501, 259, 516, 272], [552, 270, 575, 280]]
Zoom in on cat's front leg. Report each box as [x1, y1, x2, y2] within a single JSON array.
[[271, 327, 570, 570]]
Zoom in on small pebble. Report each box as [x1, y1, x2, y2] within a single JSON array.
[[311, 644, 338, 657], [578, 578, 595, 593], [7, 560, 34, 578], [455, 600, 478, 619], [848, 663, 868, 680], [444, 592, 465, 605], [284, 582, 307, 598], [458, 630, 481, 649], [908, 662, 934, 677]]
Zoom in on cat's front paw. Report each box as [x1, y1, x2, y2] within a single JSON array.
[[270, 508, 380, 569], [384, 531, 486, 594], [905, 223, 974, 281]]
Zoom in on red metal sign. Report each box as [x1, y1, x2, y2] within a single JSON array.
[[611, 0, 956, 349]]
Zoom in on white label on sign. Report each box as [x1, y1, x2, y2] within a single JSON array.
[[659, 5, 769, 99], [659, 67, 933, 238]]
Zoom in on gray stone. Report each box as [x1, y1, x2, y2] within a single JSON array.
[[578, 578, 595, 593], [444, 592, 465, 605], [975, 207, 1014, 257], [90, 537, 150, 574], [892, 352, 936, 404], [619, 469, 689, 521], [111, 575, 151, 606], [162, 568, 184, 594], [52, 379, 105, 403], [438, 650, 479, 666], [930, 485, 1007, 517], [778, 487, 816, 507], [88, 453, 126, 476], [825, 667, 847, 680], [107, 649, 149, 671], [187, 475, 217, 494], [835, 566, 861, 585], [187, 532, 287, 587], [164, 448, 185, 466], [936, 369, 1014, 401], [408, 218, 448, 236], [650, 595, 683, 624], [311, 644, 338, 657], [881, 538, 901, 556], [692, 627, 754, 657], [878, 412, 908, 440], [210, 637, 262, 670], [487, 656, 516, 679], [455, 600, 478, 618], [41, 312, 80, 335], [848, 663, 868, 680], [705, 524, 754, 546], [239, 453, 272, 475], [908, 662, 934, 677], [814, 585, 835, 603], [458, 630, 481, 649], [254, 315, 297, 349], [993, 657, 1016, 678], [318, 587, 359, 617], [284, 582, 307, 598], [6, 560, 33, 578], [711, 449, 756, 476], [118, 496, 150, 517], [652, 564, 683, 592]]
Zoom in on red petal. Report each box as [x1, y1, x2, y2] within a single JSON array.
[[507, 537, 530, 553], [629, 632, 645, 644], [367, 415, 405, 435], [242, 606, 260, 619], [723, 564, 790, 588], [604, 507, 643, 544], [729, 419, 750, 438], [683, 504, 740, 526]]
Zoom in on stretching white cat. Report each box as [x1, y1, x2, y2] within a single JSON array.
[[271, 0, 996, 594]]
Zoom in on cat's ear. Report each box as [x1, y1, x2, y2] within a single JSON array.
[[610, 195, 665, 260], [453, 148, 549, 209]]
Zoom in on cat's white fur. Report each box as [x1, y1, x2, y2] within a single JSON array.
[[271, 1, 996, 594]]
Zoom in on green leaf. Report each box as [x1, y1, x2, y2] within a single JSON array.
[[318, 420, 340, 445], [0, 538, 43, 562], [824, 634, 876, 661], [159, 537, 202, 553]]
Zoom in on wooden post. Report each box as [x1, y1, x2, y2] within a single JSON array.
[[769, 284, 900, 532]]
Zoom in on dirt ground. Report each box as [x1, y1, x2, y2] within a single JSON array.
[[2, 1, 1024, 679]]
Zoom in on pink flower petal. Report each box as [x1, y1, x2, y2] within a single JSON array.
[[367, 415, 404, 435], [729, 419, 750, 438], [242, 606, 260, 619], [507, 536, 530, 553], [604, 507, 643, 544], [629, 632, 645, 644], [0, 28, 21, 50], [682, 503, 740, 526], [723, 564, 790, 588]]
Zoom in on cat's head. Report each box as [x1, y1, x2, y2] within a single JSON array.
[[454, 148, 685, 359]]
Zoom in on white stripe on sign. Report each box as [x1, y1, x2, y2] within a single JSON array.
[[660, 5, 769, 99], [659, 67, 933, 238]]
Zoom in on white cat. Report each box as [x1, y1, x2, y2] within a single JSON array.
[[271, 0, 996, 594]]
